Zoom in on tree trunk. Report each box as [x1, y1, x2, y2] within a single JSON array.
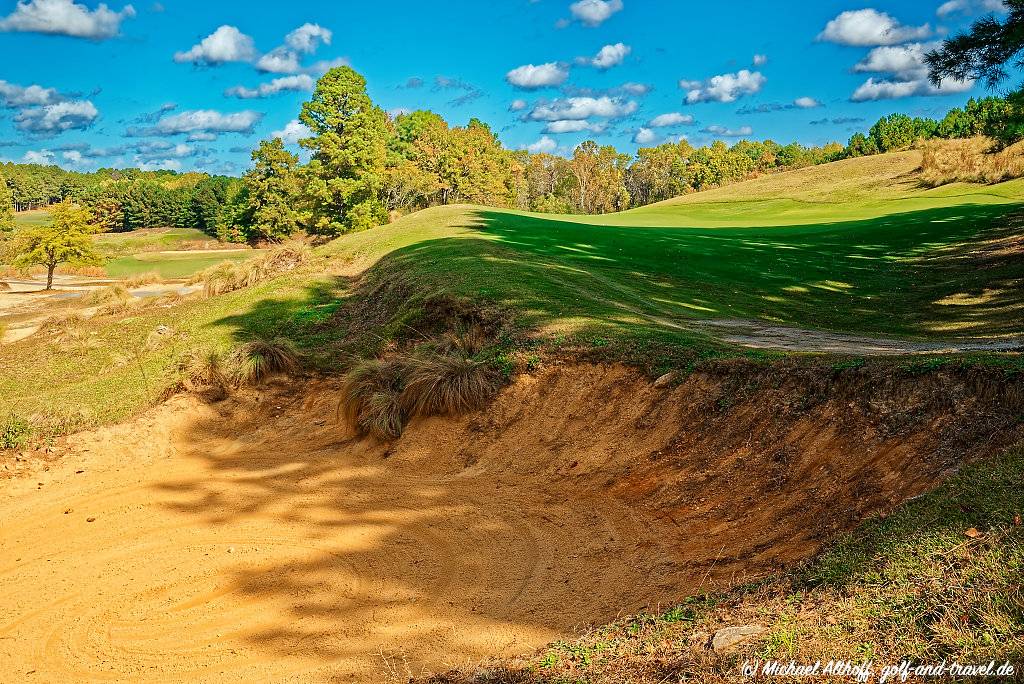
[[46, 264, 55, 291]]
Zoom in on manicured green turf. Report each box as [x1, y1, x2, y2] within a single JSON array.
[[94, 227, 222, 257], [103, 249, 259, 279], [12, 210, 51, 228], [1, 151, 1022, 428], [324, 153, 1024, 341]]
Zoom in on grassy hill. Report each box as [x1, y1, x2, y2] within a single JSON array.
[[1, 149, 1022, 428]]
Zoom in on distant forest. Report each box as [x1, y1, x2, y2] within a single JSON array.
[[1, 66, 1020, 243]]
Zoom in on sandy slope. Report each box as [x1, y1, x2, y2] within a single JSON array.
[[1, 363, 1017, 682]]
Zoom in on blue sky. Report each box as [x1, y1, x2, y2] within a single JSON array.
[[0, 0, 1012, 175]]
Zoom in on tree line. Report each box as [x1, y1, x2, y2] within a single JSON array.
[[3, 65, 1024, 244]]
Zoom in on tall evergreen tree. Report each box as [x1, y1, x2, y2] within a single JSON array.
[[244, 139, 304, 242], [299, 66, 391, 235]]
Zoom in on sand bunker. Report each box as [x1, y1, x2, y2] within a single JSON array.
[[1, 363, 1018, 682]]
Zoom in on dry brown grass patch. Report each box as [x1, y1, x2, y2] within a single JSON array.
[[230, 338, 301, 385], [921, 137, 1024, 186], [123, 271, 162, 288]]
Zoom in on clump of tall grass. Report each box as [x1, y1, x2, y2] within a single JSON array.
[[191, 242, 312, 298], [174, 338, 301, 400], [36, 311, 87, 342], [83, 283, 131, 306], [920, 137, 1024, 186], [123, 271, 162, 288], [229, 338, 300, 385], [338, 329, 502, 440], [177, 348, 232, 400]]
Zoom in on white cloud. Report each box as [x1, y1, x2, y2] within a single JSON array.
[[619, 82, 651, 95], [752, 54, 768, 66], [704, 124, 753, 137], [543, 119, 607, 134], [284, 23, 331, 53], [225, 74, 314, 99], [506, 62, 569, 89], [509, 99, 528, 111], [851, 76, 974, 101], [849, 41, 974, 100], [937, 0, 1006, 17], [256, 49, 301, 74], [271, 119, 311, 145], [528, 96, 637, 121], [583, 42, 631, 69], [137, 158, 182, 171], [22, 149, 55, 164], [569, 0, 623, 27], [525, 135, 558, 153], [633, 127, 657, 144], [854, 42, 937, 80], [682, 69, 765, 104], [62, 149, 82, 164], [15, 99, 98, 134], [0, 0, 135, 39], [793, 96, 822, 108], [0, 80, 63, 107], [174, 25, 256, 65], [647, 112, 694, 127], [131, 109, 263, 136], [818, 9, 931, 46], [257, 24, 336, 74]]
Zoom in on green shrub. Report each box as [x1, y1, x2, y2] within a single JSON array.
[[0, 413, 31, 450]]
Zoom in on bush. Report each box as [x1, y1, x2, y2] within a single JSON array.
[[399, 354, 498, 417], [177, 348, 231, 400], [0, 413, 31, 450], [338, 359, 407, 440]]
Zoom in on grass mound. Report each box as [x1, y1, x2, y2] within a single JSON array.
[[82, 284, 131, 306], [339, 358, 408, 439], [176, 348, 232, 400]]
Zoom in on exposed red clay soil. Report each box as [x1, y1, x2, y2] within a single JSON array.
[[0, 362, 1020, 682]]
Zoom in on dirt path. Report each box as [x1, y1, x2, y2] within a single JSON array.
[[1, 364, 1017, 682]]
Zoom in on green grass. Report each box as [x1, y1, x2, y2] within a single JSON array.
[[1, 150, 1022, 430], [323, 153, 1024, 342], [12, 209, 51, 228], [103, 249, 259, 279], [94, 227, 223, 256]]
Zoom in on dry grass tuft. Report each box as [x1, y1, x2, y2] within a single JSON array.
[[921, 137, 1024, 186], [399, 354, 499, 417], [123, 271, 162, 288], [338, 336, 501, 440], [338, 359, 407, 439], [177, 348, 231, 400], [83, 283, 131, 306], [36, 311, 87, 342], [230, 338, 300, 385], [192, 242, 312, 298]]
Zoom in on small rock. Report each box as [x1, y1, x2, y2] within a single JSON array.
[[710, 625, 766, 652], [64, 509, 72, 515], [227, 547, 235, 554], [653, 371, 678, 389], [965, 527, 982, 539], [86, 517, 96, 523]]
